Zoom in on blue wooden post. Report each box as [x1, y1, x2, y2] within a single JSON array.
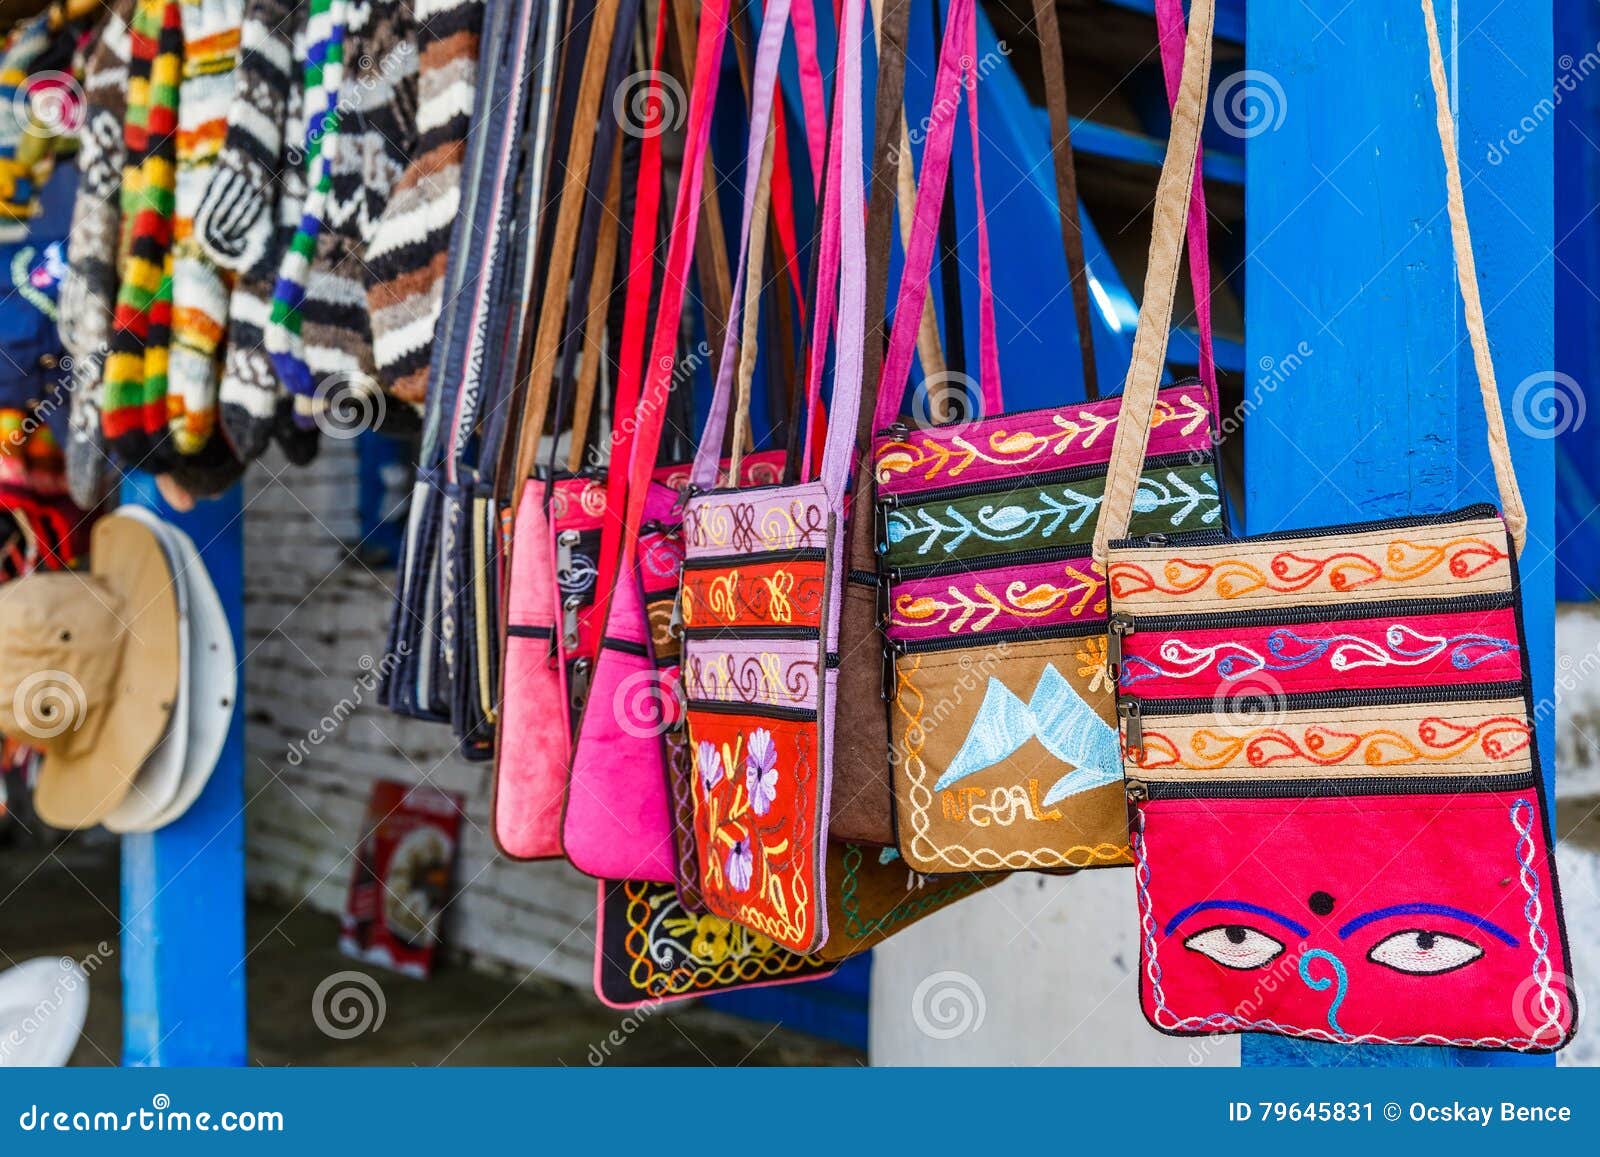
[[119, 474, 248, 1067], [1243, 2, 1554, 1067]]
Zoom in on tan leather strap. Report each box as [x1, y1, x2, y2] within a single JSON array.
[[1088, 0, 1214, 563], [1420, 0, 1526, 552], [1091, 0, 1524, 561], [728, 115, 778, 481], [1032, 0, 1097, 398], [510, 0, 626, 498], [565, 135, 625, 474]]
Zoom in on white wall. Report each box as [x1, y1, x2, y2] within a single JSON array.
[[241, 441, 595, 989]]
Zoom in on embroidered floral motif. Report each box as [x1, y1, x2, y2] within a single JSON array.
[[696, 740, 722, 791], [745, 728, 779, 815], [726, 839, 754, 891]]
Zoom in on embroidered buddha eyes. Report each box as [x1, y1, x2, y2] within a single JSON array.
[[1182, 925, 1285, 971], [1367, 930, 1483, 975]]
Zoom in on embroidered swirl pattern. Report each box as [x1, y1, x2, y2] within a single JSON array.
[[684, 497, 828, 552], [1121, 625, 1518, 688], [684, 652, 820, 706], [617, 880, 827, 999], [1109, 535, 1510, 602], [891, 563, 1106, 635], [679, 562, 827, 630], [885, 470, 1219, 562], [875, 390, 1211, 488]]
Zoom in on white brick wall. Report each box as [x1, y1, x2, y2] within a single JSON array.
[[242, 441, 596, 989]]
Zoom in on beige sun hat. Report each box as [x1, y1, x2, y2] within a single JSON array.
[[0, 512, 180, 829]]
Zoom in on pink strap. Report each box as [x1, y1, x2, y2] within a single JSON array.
[[1154, 0, 1219, 414], [872, 0, 978, 431], [689, 0, 796, 490], [789, 0, 828, 184], [964, 5, 1001, 412], [592, 0, 672, 610], [815, 0, 867, 498], [619, 0, 732, 564]]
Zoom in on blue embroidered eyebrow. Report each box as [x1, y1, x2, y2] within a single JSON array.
[[1336, 903, 1518, 948], [1163, 900, 1310, 939]]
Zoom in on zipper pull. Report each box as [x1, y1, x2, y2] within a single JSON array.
[[875, 495, 899, 557], [881, 638, 904, 702], [1106, 613, 1135, 683], [668, 583, 685, 638], [569, 657, 592, 714], [1125, 779, 1149, 804], [561, 595, 582, 651], [887, 421, 910, 440], [1143, 533, 1169, 547], [555, 529, 580, 587], [1118, 699, 1144, 757]]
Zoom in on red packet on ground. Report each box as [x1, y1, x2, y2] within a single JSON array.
[[340, 781, 464, 979]]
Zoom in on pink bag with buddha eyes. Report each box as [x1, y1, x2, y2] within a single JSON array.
[[1098, 0, 1574, 1052]]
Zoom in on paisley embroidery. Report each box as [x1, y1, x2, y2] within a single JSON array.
[[1121, 625, 1518, 688], [1109, 535, 1511, 602], [885, 469, 1219, 563], [891, 563, 1105, 635], [684, 652, 820, 706], [876, 388, 1211, 489]]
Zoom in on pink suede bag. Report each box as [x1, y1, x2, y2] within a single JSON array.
[[1097, 0, 1574, 1052]]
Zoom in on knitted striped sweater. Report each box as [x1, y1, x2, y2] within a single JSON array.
[[169, 0, 245, 454], [266, 0, 346, 408], [60, 0, 136, 509], [363, 0, 483, 406], [101, 0, 183, 465]]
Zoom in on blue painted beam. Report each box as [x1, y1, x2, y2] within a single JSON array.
[[1242, 2, 1553, 1068], [120, 475, 247, 1067], [1066, 114, 1245, 185]]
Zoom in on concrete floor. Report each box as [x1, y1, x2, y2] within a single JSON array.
[[0, 838, 863, 1067]]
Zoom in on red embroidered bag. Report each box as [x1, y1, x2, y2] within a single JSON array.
[[1096, 0, 1574, 1052]]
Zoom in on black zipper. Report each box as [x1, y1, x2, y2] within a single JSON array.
[[685, 698, 819, 722], [1128, 769, 1538, 803], [874, 376, 1207, 441], [600, 636, 649, 657], [889, 618, 1104, 655], [848, 568, 881, 587], [683, 625, 822, 642], [877, 451, 1203, 508], [1110, 502, 1499, 551], [681, 547, 827, 571], [886, 540, 1098, 583], [505, 624, 554, 639]]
